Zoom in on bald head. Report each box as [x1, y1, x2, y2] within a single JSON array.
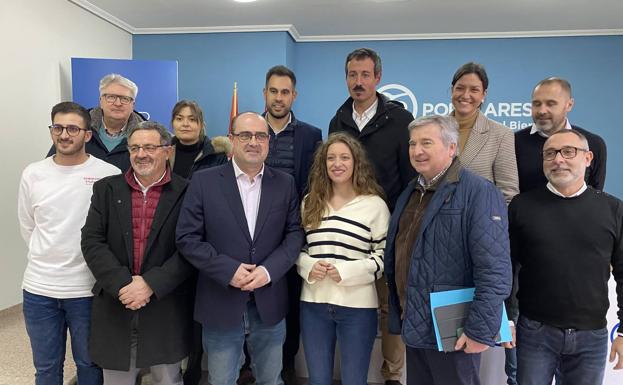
[[231, 112, 268, 134], [531, 78, 575, 135], [229, 112, 270, 176]]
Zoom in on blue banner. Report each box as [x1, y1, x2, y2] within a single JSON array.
[[71, 58, 178, 127]]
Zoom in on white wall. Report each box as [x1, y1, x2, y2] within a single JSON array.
[[0, 0, 132, 310]]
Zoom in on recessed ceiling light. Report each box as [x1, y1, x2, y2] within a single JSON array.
[[234, 0, 257, 3]]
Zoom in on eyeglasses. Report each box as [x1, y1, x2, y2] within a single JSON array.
[[48, 124, 88, 136], [102, 93, 134, 105], [127, 144, 169, 154], [231, 132, 270, 143], [542, 146, 588, 161]]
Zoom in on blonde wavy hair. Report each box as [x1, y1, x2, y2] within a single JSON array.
[[302, 132, 384, 230]]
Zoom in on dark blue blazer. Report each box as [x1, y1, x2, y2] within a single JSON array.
[[176, 162, 304, 330]]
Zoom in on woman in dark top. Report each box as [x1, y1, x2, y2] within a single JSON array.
[[170, 100, 228, 179], [170, 100, 228, 385]]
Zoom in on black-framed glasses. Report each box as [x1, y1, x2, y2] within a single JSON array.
[[127, 144, 169, 154], [231, 132, 270, 143], [102, 93, 134, 105], [542, 146, 588, 161], [48, 124, 88, 136]]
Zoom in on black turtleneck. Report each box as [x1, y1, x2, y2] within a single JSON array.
[[173, 139, 203, 178]]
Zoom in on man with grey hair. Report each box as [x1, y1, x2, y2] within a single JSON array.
[[385, 115, 512, 385], [48, 73, 145, 171], [82, 121, 194, 385]]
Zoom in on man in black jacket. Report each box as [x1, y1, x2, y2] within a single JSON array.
[[328, 47, 415, 385], [49, 73, 145, 171], [82, 121, 193, 384]]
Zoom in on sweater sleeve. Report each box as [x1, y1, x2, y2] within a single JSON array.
[[589, 134, 607, 190], [17, 169, 34, 244], [334, 197, 390, 286], [505, 197, 521, 322], [297, 248, 319, 284]]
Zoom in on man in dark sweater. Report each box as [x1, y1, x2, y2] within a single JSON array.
[[514, 77, 607, 193], [261, 65, 322, 385], [328, 48, 415, 385], [509, 130, 623, 385]]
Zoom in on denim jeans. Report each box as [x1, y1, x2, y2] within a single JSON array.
[[22, 290, 102, 385], [202, 300, 286, 385], [516, 315, 608, 385], [300, 301, 378, 385]]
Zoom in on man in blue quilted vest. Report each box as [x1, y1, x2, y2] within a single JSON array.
[[385, 114, 512, 385]]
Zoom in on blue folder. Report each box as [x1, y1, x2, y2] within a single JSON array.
[[430, 288, 512, 352]]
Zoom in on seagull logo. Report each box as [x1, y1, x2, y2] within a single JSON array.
[[378, 83, 418, 117]]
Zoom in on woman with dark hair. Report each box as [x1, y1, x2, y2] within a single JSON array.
[[170, 100, 228, 179], [451, 63, 519, 385], [297, 132, 390, 385], [450, 62, 518, 203], [169, 100, 228, 385]]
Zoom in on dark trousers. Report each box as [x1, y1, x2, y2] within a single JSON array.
[[283, 267, 302, 371], [504, 347, 518, 385], [406, 347, 481, 385]]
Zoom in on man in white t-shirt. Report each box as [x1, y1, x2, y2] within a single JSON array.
[[18, 101, 120, 385]]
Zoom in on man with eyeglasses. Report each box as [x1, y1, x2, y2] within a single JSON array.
[[515, 77, 607, 193], [82, 121, 194, 385], [47, 73, 145, 172], [505, 77, 609, 385], [176, 112, 304, 385], [507, 129, 623, 385], [18, 102, 120, 385]]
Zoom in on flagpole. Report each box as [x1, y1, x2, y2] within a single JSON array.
[[229, 81, 238, 134]]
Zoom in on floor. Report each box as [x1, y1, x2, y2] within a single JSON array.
[[0, 304, 377, 385]]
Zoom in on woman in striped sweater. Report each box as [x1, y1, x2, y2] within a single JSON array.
[[297, 132, 390, 385]]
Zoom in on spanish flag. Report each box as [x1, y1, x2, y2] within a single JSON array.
[[228, 82, 238, 134]]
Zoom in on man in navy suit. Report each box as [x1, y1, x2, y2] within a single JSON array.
[[176, 112, 304, 385]]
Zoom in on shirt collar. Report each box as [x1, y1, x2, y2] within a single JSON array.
[[352, 98, 378, 121], [546, 181, 587, 198], [133, 170, 167, 193], [530, 118, 572, 137], [417, 160, 453, 190], [267, 112, 293, 135], [101, 117, 127, 137], [232, 157, 264, 182]]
